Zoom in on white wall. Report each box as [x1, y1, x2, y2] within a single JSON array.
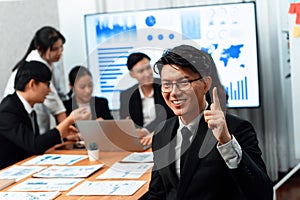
[[56, 0, 97, 90], [0, 0, 59, 98], [289, 13, 300, 158]]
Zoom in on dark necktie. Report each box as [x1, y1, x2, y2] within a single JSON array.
[[180, 126, 192, 173], [30, 110, 39, 135]]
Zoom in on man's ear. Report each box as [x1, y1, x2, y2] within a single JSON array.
[[203, 76, 212, 93], [36, 46, 43, 55], [129, 70, 135, 78], [26, 79, 36, 90], [69, 83, 73, 90]]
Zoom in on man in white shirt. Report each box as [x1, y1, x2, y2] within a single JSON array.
[[119, 52, 174, 146]]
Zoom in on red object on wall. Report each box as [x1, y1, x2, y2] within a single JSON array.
[[289, 3, 300, 24], [289, 3, 296, 14]]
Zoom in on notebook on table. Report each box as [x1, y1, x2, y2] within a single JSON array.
[[76, 120, 150, 152]]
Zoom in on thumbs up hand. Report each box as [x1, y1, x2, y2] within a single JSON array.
[[204, 87, 231, 144]]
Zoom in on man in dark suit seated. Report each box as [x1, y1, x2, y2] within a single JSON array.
[[0, 61, 90, 169], [146, 45, 273, 199], [119, 52, 174, 146]]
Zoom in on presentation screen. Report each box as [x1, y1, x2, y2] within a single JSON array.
[[84, 2, 260, 110]]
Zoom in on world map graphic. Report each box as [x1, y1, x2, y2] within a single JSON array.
[[202, 44, 244, 67]]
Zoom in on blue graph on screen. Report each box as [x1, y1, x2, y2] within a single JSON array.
[[85, 2, 260, 109], [95, 16, 137, 44], [98, 46, 134, 94], [225, 76, 248, 101]]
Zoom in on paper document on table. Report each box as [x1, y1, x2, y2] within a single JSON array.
[[33, 164, 103, 178], [67, 180, 146, 196], [0, 191, 61, 200], [0, 165, 46, 181], [97, 162, 153, 179], [21, 154, 87, 165], [121, 152, 153, 163], [9, 178, 83, 191]]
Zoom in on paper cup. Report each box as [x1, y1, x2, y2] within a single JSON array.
[[87, 149, 99, 161]]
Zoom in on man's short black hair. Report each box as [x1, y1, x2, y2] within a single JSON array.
[[154, 45, 214, 76], [154, 44, 227, 109], [126, 52, 151, 71], [14, 61, 52, 91]]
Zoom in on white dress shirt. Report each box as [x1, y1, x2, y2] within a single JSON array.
[[175, 103, 242, 178], [138, 86, 156, 127]]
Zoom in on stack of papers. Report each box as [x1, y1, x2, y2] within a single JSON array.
[[9, 178, 83, 191], [0, 191, 60, 200], [22, 154, 87, 165], [97, 162, 153, 179], [33, 164, 103, 178], [1, 152, 154, 197], [0, 166, 46, 181], [121, 152, 153, 163], [67, 180, 147, 196]]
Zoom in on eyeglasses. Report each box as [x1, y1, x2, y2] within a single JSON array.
[[161, 77, 202, 93]]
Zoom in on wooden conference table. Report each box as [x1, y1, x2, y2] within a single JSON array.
[[0, 144, 152, 199]]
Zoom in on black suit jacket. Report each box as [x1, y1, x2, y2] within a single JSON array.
[[147, 113, 273, 200], [63, 96, 113, 120], [119, 80, 174, 132], [0, 93, 62, 169]]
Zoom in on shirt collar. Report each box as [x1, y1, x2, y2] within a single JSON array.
[[26, 50, 52, 70], [16, 91, 33, 114], [178, 102, 209, 134], [138, 85, 154, 99]]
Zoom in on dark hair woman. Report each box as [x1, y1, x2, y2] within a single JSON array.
[[4, 26, 67, 134], [63, 66, 113, 120]]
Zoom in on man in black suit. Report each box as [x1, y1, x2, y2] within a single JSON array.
[[146, 45, 273, 199], [120, 52, 174, 146], [0, 61, 90, 169]]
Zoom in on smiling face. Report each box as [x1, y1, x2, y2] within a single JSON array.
[[130, 57, 154, 86], [161, 64, 211, 124], [73, 74, 93, 104]]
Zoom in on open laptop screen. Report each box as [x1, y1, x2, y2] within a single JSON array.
[[76, 120, 150, 152]]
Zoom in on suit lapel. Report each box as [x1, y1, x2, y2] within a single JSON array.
[[130, 82, 162, 127], [129, 89, 143, 126], [156, 118, 180, 186], [168, 119, 180, 185], [12, 93, 35, 132], [177, 117, 218, 198], [89, 97, 97, 119], [153, 83, 161, 105]]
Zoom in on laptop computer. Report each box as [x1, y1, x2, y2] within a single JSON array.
[[75, 120, 150, 152]]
